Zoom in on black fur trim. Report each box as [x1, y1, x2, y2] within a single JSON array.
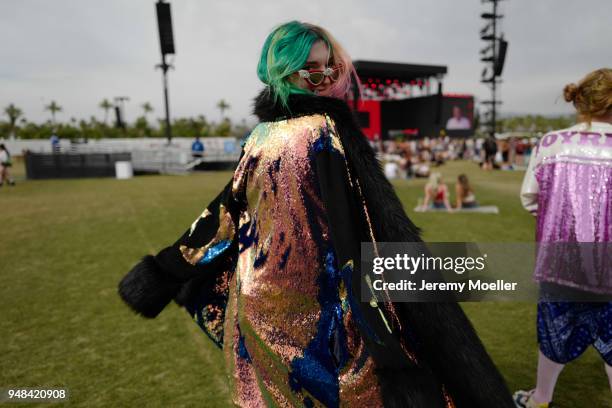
[[396, 302, 515, 407], [118, 255, 182, 318]]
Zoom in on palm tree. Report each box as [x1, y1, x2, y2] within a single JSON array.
[[217, 99, 230, 120], [45, 100, 63, 124], [99, 99, 113, 124], [141, 102, 153, 115], [4, 104, 23, 139], [141, 102, 153, 121]]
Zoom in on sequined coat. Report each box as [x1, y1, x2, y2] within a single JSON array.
[[119, 89, 514, 408]]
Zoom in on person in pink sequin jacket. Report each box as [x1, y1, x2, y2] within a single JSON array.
[[515, 68, 612, 408]]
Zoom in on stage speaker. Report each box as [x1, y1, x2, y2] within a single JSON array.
[[435, 82, 443, 124], [156, 1, 175, 55], [494, 39, 508, 76]]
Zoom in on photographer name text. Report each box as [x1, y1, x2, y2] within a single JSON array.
[[372, 279, 518, 292]]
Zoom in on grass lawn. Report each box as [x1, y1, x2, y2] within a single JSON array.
[[0, 159, 609, 407]]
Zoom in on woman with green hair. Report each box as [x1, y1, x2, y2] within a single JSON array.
[[119, 21, 513, 407]]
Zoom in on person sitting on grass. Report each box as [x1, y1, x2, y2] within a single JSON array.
[[455, 174, 478, 209], [421, 172, 452, 212]]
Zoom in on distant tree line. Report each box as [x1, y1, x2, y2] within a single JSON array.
[[3, 100, 576, 141], [0, 99, 251, 140], [496, 114, 575, 134]]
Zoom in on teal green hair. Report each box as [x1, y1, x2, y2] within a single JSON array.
[[257, 21, 331, 108]]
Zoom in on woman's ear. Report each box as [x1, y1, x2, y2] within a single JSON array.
[[287, 72, 297, 85]]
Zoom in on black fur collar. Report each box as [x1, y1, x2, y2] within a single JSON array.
[[253, 87, 357, 126]]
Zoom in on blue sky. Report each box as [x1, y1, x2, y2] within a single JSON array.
[[1, 0, 610, 124]]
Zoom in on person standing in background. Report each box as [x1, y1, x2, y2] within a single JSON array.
[[191, 136, 204, 159], [0, 144, 16, 187], [523, 139, 533, 167], [50, 131, 60, 153], [516, 68, 612, 408], [483, 136, 498, 170]]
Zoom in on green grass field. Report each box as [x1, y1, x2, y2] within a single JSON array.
[[1, 160, 610, 407]]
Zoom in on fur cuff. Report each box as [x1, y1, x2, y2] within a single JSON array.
[[118, 255, 182, 318]]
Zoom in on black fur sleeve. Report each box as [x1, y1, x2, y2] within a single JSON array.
[[118, 178, 240, 318]]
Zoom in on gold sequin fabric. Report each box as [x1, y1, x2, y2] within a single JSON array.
[[222, 114, 385, 407], [182, 114, 382, 407]]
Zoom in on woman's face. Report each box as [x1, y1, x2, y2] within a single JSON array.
[[290, 40, 334, 96]]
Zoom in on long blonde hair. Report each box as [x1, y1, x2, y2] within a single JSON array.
[[426, 172, 442, 191]]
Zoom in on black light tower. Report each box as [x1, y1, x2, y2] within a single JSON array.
[[480, 0, 508, 137], [114, 96, 130, 129], [155, 0, 175, 144]]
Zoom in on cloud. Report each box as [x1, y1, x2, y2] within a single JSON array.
[[1, 0, 610, 125]]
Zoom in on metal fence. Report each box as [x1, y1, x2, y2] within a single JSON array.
[[24, 152, 131, 179], [14, 137, 242, 178]]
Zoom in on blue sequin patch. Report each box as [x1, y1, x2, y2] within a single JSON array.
[[197, 240, 232, 265], [340, 262, 381, 344], [253, 248, 268, 268], [237, 325, 252, 363], [279, 245, 291, 270], [288, 248, 348, 408]]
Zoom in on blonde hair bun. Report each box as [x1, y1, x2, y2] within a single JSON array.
[[563, 83, 578, 103], [563, 68, 612, 122]]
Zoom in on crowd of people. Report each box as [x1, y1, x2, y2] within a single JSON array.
[[375, 134, 538, 180], [373, 133, 540, 213]]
